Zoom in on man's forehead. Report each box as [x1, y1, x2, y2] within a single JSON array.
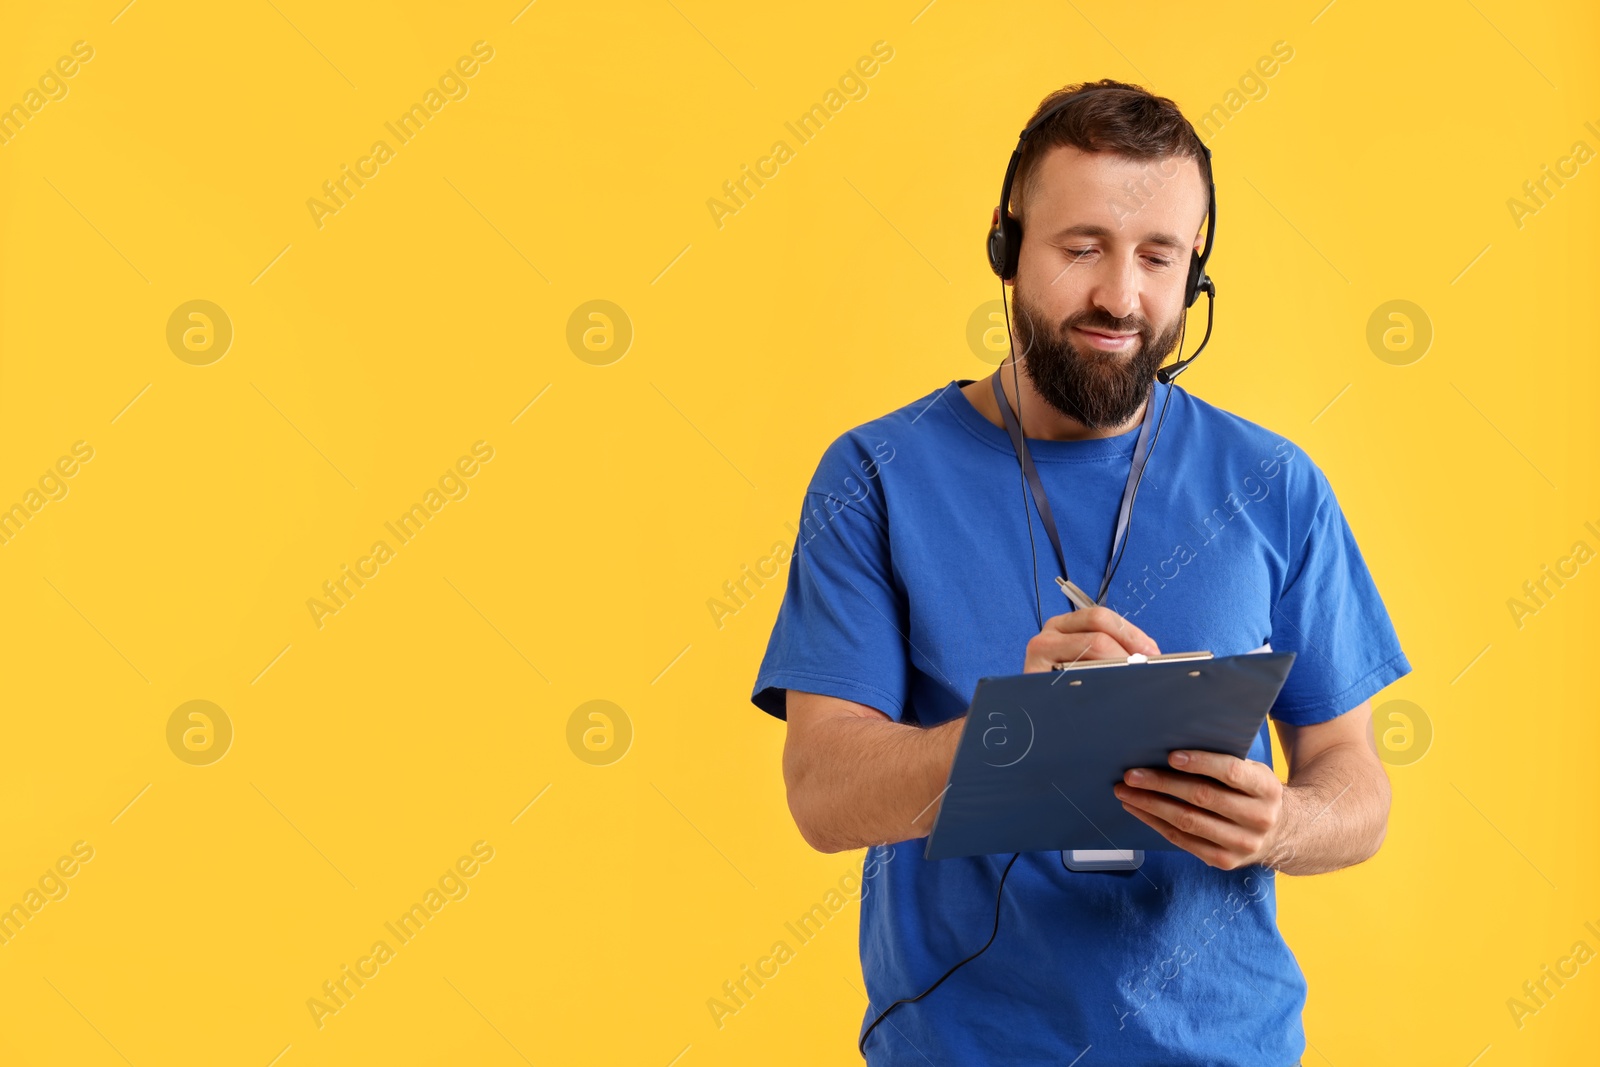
[[1027, 144, 1207, 236]]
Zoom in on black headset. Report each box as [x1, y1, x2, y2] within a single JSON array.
[[985, 85, 1217, 383]]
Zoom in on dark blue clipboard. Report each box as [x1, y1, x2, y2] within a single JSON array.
[[923, 651, 1296, 860]]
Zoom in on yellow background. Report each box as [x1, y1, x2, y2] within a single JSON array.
[[0, 1, 1595, 1064]]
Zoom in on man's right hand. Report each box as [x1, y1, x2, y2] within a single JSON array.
[[1022, 605, 1160, 673]]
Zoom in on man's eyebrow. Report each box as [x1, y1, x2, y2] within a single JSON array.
[[1047, 223, 1188, 251]]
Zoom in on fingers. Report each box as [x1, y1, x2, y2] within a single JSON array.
[[1165, 750, 1275, 797], [1041, 606, 1160, 656], [1116, 751, 1285, 871], [1119, 803, 1255, 870], [1022, 628, 1128, 673], [1119, 790, 1254, 852], [1021, 605, 1160, 673], [1115, 775, 1261, 831]]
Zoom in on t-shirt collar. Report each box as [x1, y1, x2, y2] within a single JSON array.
[[944, 377, 1163, 462]]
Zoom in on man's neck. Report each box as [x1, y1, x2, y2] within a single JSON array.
[[964, 366, 1147, 442]]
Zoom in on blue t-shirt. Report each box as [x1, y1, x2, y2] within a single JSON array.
[[750, 378, 1411, 1066]]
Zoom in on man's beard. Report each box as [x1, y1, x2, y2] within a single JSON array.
[[1010, 281, 1185, 430]]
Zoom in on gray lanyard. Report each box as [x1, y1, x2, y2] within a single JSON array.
[[990, 370, 1160, 608]]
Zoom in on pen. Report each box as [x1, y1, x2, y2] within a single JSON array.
[[1055, 576, 1097, 612]]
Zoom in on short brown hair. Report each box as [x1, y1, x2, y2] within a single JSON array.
[[1011, 78, 1211, 229]]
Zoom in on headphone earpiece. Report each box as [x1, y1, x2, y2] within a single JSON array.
[[1184, 250, 1208, 308], [987, 208, 1021, 280]]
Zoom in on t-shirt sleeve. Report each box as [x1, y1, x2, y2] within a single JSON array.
[[1267, 464, 1411, 726], [750, 487, 911, 724]]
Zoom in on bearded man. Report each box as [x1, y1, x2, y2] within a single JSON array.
[[750, 79, 1410, 1067]]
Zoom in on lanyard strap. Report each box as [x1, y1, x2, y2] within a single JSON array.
[[990, 370, 1161, 607]]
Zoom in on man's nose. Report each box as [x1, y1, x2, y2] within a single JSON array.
[[1089, 255, 1141, 321]]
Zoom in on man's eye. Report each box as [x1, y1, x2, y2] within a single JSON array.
[[1065, 248, 1172, 268]]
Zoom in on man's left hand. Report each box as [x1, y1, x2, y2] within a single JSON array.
[[1113, 750, 1288, 870]]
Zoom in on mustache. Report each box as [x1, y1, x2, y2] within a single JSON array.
[[1065, 311, 1150, 339], [1016, 308, 1152, 354]]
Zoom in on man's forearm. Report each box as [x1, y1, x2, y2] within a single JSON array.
[[1262, 741, 1391, 875], [783, 714, 962, 853]]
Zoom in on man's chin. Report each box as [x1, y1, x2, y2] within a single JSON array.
[[1030, 361, 1159, 428], [1072, 350, 1153, 388], [1069, 335, 1150, 362]]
